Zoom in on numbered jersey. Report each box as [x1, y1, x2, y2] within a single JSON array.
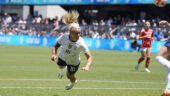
[[140, 29, 154, 48], [57, 34, 89, 66]]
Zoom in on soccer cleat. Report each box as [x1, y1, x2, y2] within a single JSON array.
[[65, 80, 77, 90], [135, 63, 139, 70], [145, 68, 150, 72]]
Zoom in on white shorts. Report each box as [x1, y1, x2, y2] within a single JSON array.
[[141, 47, 151, 51]]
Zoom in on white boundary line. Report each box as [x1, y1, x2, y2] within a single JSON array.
[[0, 87, 163, 90], [0, 78, 165, 85]]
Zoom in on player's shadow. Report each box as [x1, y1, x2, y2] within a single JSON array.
[[131, 69, 148, 73]]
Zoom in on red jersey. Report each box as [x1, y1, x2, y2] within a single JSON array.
[[140, 29, 154, 48]]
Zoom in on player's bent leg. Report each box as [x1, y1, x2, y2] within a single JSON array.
[[136, 50, 146, 70], [65, 73, 77, 90], [163, 80, 170, 96], [157, 46, 168, 56], [137, 56, 145, 64], [163, 69, 170, 95], [58, 66, 66, 79], [65, 80, 77, 90], [67, 72, 76, 82], [156, 56, 170, 69], [145, 56, 151, 67], [57, 58, 67, 79], [137, 49, 146, 64], [145, 56, 151, 72], [135, 63, 140, 70], [65, 64, 79, 90], [158, 47, 170, 96], [156, 46, 170, 69], [136, 56, 145, 70], [167, 47, 170, 61], [145, 48, 151, 71]]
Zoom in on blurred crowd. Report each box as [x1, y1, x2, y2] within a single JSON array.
[[0, 12, 169, 41]]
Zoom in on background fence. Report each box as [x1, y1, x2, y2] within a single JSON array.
[[0, 34, 166, 53]]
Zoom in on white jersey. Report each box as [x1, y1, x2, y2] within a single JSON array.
[[57, 33, 89, 66]]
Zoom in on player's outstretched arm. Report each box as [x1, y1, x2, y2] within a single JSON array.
[[159, 21, 170, 29], [51, 43, 60, 61], [82, 51, 93, 72]]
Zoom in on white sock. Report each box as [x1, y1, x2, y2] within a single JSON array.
[[156, 56, 170, 69], [71, 80, 77, 84], [59, 68, 65, 73], [165, 69, 170, 91]]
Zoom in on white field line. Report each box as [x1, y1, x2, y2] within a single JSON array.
[[0, 87, 163, 90], [0, 78, 165, 85]]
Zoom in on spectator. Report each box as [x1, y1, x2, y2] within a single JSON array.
[[81, 19, 87, 25], [121, 34, 127, 40], [5, 15, 12, 24], [89, 27, 99, 38], [154, 28, 164, 41], [107, 17, 113, 25], [99, 19, 105, 26], [0, 12, 169, 39], [129, 31, 136, 39], [53, 17, 59, 30], [131, 39, 141, 52]]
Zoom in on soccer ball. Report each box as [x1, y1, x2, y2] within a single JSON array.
[[154, 0, 168, 7]]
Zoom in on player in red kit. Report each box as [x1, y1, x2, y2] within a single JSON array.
[[135, 21, 154, 72]]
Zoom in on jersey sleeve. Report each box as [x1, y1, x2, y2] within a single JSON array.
[[81, 39, 89, 53], [56, 35, 64, 45]]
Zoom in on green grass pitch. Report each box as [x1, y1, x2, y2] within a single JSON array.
[[0, 44, 166, 96]]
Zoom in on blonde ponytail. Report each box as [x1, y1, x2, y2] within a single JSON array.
[[62, 10, 80, 30]]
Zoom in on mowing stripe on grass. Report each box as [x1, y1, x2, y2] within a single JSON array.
[[0, 87, 163, 90], [0, 78, 165, 85]]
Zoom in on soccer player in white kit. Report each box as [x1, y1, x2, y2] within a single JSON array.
[[155, 21, 170, 96], [51, 10, 93, 90]]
